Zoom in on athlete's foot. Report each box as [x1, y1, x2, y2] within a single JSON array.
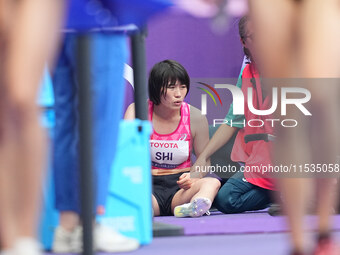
[[95, 224, 139, 252], [313, 237, 339, 255], [290, 251, 305, 255], [268, 203, 282, 216], [0, 250, 12, 255], [52, 224, 139, 253], [174, 197, 212, 218], [290, 250, 305, 255], [12, 238, 42, 255], [52, 226, 82, 253]]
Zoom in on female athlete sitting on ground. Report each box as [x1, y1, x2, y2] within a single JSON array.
[[125, 60, 221, 217]]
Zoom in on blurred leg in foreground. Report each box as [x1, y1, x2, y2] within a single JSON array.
[[249, 0, 340, 254], [0, 0, 64, 254]]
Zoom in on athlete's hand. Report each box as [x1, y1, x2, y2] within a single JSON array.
[[177, 173, 198, 190]]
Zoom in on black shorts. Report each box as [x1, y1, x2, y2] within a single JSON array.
[[152, 172, 188, 216]]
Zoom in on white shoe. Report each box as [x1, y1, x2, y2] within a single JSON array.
[[174, 197, 212, 217], [12, 238, 42, 255], [52, 226, 82, 253], [53, 224, 139, 253], [0, 250, 12, 255], [94, 224, 139, 253]]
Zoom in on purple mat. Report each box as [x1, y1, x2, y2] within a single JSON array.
[[44, 212, 340, 255], [45, 232, 340, 255], [154, 211, 340, 235]]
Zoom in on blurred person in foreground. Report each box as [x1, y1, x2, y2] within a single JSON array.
[[0, 0, 64, 255], [179, 0, 340, 254], [249, 0, 340, 254]]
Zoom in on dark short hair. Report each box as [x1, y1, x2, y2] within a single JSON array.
[[148, 60, 190, 105], [238, 16, 251, 61]]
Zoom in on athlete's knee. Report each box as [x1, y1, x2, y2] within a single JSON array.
[[214, 187, 242, 214], [7, 89, 39, 126], [200, 177, 221, 191]]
